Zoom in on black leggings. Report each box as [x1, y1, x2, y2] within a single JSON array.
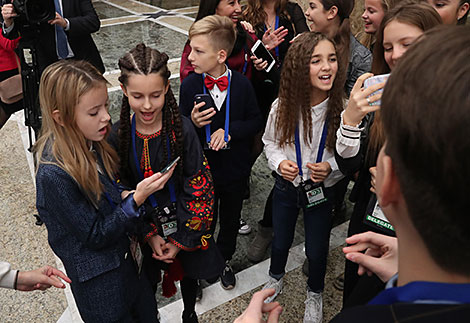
[[181, 276, 198, 314]]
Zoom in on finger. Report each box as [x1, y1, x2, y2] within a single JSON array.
[[346, 231, 394, 247], [343, 241, 379, 253], [267, 305, 283, 323], [363, 82, 386, 97], [262, 301, 281, 313], [352, 73, 374, 94], [44, 275, 66, 288], [49, 267, 72, 283], [345, 252, 383, 274]]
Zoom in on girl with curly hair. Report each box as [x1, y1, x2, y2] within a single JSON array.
[[261, 32, 345, 323], [110, 43, 224, 323]]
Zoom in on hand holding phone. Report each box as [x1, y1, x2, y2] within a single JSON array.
[[363, 74, 390, 106], [251, 40, 275, 73], [160, 156, 180, 175], [192, 94, 216, 128]]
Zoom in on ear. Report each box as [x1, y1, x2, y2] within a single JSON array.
[[376, 153, 401, 208], [217, 49, 228, 65], [164, 81, 170, 95], [327, 5, 339, 20], [52, 109, 64, 127], [120, 83, 128, 97], [457, 2, 470, 20]]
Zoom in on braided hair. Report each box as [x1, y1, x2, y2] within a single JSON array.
[[117, 43, 184, 186]]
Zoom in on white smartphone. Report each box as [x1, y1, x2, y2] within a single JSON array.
[[363, 73, 390, 106], [251, 39, 276, 73]]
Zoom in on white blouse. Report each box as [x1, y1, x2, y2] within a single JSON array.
[[263, 98, 344, 188]]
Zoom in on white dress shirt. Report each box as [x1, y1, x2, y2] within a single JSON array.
[[263, 97, 344, 188], [335, 110, 365, 159], [205, 66, 229, 111]]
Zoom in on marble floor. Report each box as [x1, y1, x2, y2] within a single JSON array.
[[0, 0, 354, 322]]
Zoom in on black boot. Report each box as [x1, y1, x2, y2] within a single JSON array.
[[182, 310, 198, 323]]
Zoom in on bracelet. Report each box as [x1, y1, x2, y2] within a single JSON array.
[[14, 270, 19, 290]]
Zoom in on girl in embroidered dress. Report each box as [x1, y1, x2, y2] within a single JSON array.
[[261, 32, 345, 323], [111, 43, 223, 323]]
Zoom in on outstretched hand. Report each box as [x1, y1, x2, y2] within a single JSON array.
[[16, 266, 72, 291], [262, 26, 288, 51], [343, 231, 398, 282], [234, 288, 282, 323]]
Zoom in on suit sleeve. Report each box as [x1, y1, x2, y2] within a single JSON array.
[[36, 164, 143, 250], [167, 118, 215, 251], [66, 0, 101, 36], [0, 262, 17, 289], [229, 78, 263, 140]]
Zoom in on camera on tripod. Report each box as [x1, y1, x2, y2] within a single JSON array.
[[1, 0, 55, 26]]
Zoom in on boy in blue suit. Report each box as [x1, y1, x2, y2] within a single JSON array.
[[179, 15, 262, 290]]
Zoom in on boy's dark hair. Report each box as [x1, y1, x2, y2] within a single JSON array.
[[117, 43, 183, 185], [381, 26, 470, 275]]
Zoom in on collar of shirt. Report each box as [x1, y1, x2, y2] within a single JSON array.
[[369, 274, 470, 305], [206, 66, 230, 111]]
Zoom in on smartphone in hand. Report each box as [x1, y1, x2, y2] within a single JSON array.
[[194, 94, 215, 120], [160, 156, 180, 175], [363, 73, 390, 106], [251, 40, 275, 73]]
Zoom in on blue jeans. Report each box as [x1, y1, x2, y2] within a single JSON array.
[[270, 175, 334, 292]]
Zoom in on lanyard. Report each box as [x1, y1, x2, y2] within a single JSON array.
[[131, 115, 177, 208], [203, 70, 231, 144], [294, 119, 328, 177], [369, 280, 470, 305], [226, 53, 248, 76], [264, 15, 280, 58]]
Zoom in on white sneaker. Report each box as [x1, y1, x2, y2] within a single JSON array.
[[304, 291, 322, 323], [262, 276, 283, 303]]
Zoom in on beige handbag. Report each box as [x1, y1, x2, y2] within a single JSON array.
[[0, 55, 23, 104]]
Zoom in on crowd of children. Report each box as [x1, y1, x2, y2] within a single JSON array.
[[2, 0, 468, 322]]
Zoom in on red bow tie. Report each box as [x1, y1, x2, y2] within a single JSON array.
[[204, 75, 229, 91]]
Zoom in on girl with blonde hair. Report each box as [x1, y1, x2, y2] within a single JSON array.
[[34, 59, 170, 322]]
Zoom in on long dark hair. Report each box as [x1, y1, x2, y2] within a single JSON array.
[[118, 43, 184, 186], [276, 32, 345, 150], [195, 0, 222, 21]]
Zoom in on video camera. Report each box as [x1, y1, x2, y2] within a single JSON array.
[[1, 0, 55, 26]]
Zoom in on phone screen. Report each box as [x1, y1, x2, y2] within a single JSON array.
[[253, 42, 274, 67]]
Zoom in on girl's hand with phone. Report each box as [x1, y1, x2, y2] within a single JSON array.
[[343, 73, 385, 126], [278, 160, 299, 182], [133, 165, 176, 205]]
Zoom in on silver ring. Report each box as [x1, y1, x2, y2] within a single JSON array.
[[366, 97, 372, 105]]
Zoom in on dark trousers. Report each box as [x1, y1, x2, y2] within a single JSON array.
[[270, 176, 334, 292], [211, 178, 247, 261]]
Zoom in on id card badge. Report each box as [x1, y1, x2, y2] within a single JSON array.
[[155, 203, 178, 239], [203, 141, 231, 150], [364, 196, 395, 233], [129, 236, 143, 274], [300, 179, 328, 209]]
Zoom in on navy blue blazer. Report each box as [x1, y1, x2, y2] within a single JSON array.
[[179, 70, 262, 187], [36, 151, 148, 321]]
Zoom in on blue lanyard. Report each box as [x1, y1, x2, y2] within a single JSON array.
[[131, 115, 177, 207], [226, 55, 248, 76], [294, 119, 328, 177], [264, 15, 280, 58], [203, 70, 231, 145], [369, 280, 470, 305], [103, 178, 119, 210]]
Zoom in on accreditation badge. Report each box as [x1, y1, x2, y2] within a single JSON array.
[[129, 236, 143, 274], [155, 202, 178, 239], [299, 179, 328, 209], [364, 195, 395, 234]]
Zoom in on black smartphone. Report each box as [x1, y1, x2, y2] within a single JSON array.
[[160, 156, 180, 175], [194, 94, 214, 114]]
